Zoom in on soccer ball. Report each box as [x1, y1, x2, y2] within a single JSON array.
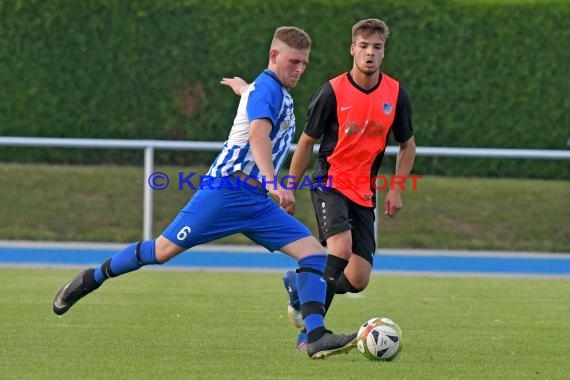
[[356, 316, 402, 361]]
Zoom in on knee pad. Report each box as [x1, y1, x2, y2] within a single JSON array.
[[336, 272, 364, 294]]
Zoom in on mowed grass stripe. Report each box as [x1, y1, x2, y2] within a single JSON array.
[[1, 268, 568, 379]]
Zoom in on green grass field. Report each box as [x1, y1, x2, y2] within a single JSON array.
[[1, 268, 569, 379], [0, 163, 569, 252]]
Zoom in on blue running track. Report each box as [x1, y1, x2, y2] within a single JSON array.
[[1, 242, 569, 277]]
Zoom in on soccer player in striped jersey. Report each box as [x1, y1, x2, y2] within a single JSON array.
[[53, 26, 357, 359]]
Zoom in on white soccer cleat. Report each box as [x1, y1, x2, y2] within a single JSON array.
[[287, 304, 305, 329], [283, 271, 305, 328]]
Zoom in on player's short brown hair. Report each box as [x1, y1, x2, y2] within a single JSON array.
[[272, 26, 311, 50], [352, 19, 390, 42]]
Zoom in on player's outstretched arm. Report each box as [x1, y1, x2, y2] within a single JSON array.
[[220, 76, 249, 96]]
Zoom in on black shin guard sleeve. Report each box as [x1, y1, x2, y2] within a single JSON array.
[[308, 326, 326, 343], [100, 259, 116, 279], [335, 272, 361, 294], [324, 255, 349, 313], [300, 301, 325, 319], [134, 241, 143, 266]]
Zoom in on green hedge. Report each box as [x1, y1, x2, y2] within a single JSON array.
[[1, 0, 568, 178]]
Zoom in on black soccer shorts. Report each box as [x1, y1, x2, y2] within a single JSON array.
[[310, 188, 376, 264]]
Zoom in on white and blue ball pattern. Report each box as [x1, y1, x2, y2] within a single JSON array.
[[356, 317, 402, 361]]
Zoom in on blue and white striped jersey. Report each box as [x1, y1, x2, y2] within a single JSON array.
[[206, 69, 296, 181]]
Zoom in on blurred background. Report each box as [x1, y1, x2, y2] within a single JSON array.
[[0, 0, 568, 252]]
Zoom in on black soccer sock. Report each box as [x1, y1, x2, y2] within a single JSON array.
[[335, 272, 361, 294], [307, 326, 326, 343], [323, 255, 348, 315]]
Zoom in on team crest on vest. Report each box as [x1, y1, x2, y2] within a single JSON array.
[[383, 102, 393, 115]]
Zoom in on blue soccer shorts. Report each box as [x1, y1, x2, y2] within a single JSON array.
[[162, 176, 312, 251]]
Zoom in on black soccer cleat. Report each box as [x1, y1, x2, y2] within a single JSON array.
[[53, 268, 100, 315], [307, 331, 358, 359]]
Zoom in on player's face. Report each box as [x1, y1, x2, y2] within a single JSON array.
[[351, 32, 385, 75], [271, 46, 310, 89]]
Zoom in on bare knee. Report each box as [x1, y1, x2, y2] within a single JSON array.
[[279, 236, 325, 260], [155, 235, 185, 263], [326, 231, 352, 261], [343, 255, 372, 292], [348, 275, 370, 292]]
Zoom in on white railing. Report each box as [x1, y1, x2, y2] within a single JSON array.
[[1, 136, 569, 241]]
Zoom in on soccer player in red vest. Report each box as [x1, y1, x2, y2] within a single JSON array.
[[283, 18, 416, 349]]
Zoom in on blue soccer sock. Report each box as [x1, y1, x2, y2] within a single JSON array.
[[93, 240, 159, 285], [296, 254, 327, 341]]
